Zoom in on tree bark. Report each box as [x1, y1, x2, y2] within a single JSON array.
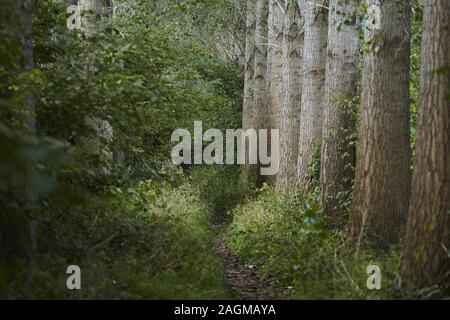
[[276, 1, 303, 192], [320, 0, 359, 220], [400, 0, 450, 290], [296, 0, 328, 189], [242, 0, 257, 133], [15, 0, 38, 291], [265, 0, 284, 185], [254, 0, 269, 131], [351, 0, 412, 248], [247, 0, 269, 185], [242, 0, 257, 179]]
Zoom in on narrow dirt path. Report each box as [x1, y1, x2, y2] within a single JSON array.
[[211, 212, 287, 300]]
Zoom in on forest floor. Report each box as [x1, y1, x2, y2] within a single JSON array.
[[211, 211, 288, 300]]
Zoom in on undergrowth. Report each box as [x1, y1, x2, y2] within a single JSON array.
[[226, 186, 407, 299], [0, 167, 236, 299]]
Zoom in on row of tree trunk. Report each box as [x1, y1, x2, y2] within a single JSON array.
[[242, 0, 449, 290]]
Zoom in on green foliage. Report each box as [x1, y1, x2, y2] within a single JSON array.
[[0, 0, 244, 299], [28, 0, 243, 176], [226, 187, 404, 299], [189, 166, 255, 215], [0, 173, 229, 299]]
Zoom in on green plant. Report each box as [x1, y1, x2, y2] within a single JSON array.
[[226, 186, 404, 299]]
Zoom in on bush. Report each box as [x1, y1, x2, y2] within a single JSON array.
[[189, 166, 256, 215]]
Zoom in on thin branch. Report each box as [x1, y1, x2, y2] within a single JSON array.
[[306, 1, 330, 10]]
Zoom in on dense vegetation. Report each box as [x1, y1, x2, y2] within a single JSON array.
[[0, 0, 448, 300], [1, 0, 246, 299]]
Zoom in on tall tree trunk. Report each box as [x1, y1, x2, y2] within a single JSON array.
[[15, 0, 38, 291], [242, 0, 257, 179], [265, 0, 284, 185], [276, 1, 303, 192], [400, 0, 450, 290], [242, 0, 256, 133], [1, 0, 36, 273], [254, 0, 269, 129], [251, 0, 269, 185], [351, 0, 412, 248], [320, 0, 359, 221], [296, 0, 328, 189]]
